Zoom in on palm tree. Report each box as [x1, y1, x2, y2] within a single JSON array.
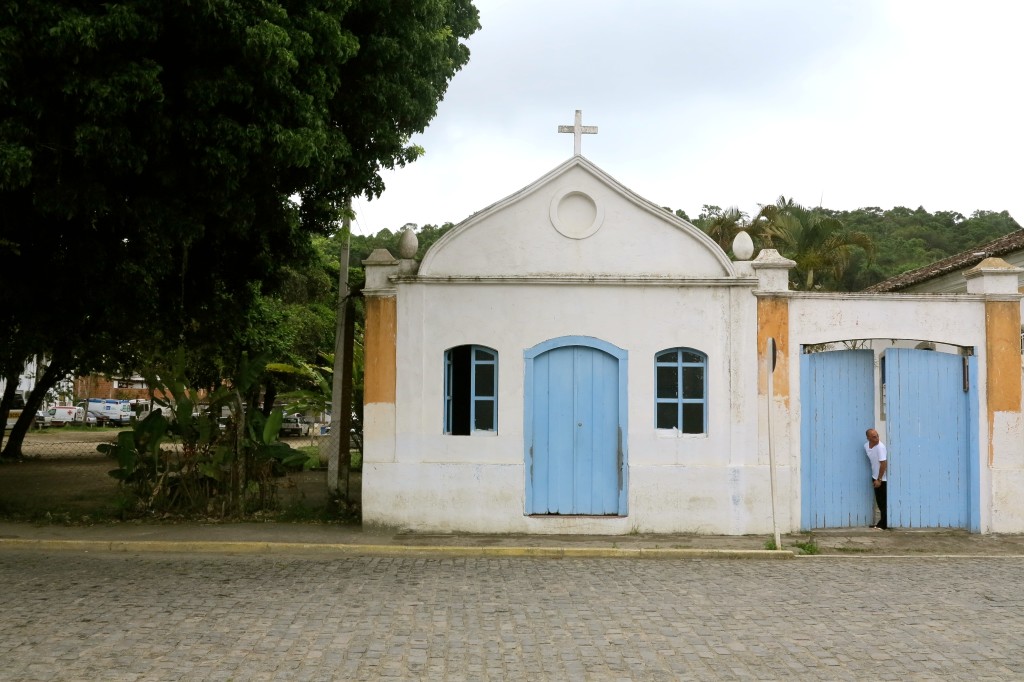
[[694, 205, 749, 253], [756, 196, 874, 290]]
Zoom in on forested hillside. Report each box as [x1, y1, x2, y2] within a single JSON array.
[[824, 207, 1020, 291]]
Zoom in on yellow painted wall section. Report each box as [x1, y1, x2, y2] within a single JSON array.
[[986, 300, 1022, 464], [364, 296, 397, 405], [757, 297, 790, 405]]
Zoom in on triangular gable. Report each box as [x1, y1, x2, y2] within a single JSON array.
[[418, 157, 735, 279]]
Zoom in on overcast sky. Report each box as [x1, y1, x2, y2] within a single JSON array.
[[351, 0, 1023, 235]]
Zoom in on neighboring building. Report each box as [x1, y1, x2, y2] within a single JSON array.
[[75, 374, 154, 402], [865, 229, 1024, 294], [359, 150, 1024, 536], [0, 356, 75, 405]]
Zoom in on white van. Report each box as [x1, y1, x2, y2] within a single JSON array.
[[47, 406, 83, 426]]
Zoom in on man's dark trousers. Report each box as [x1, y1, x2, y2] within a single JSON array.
[[873, 481, 888, 529]]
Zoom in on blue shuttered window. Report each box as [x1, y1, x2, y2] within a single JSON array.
[[444, 345, 498, 435], [654, 348, 707, 434]]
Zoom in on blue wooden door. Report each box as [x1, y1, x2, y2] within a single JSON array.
[[885, 349, 974, 529], [527, 344, 622, 515], [801, 350, 875, 529]]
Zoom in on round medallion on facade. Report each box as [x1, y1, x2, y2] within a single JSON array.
[[549, 188, 604, 239]]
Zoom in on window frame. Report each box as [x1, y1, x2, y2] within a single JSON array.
[[654, 347, 708, 434], [444, 344, 498, 435]]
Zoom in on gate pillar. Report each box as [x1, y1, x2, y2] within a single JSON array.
[[964, 258, 1022, 468]]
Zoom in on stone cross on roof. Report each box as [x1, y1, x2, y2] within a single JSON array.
[[558, 109, 598, 156]]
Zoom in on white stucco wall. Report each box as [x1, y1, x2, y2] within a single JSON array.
[[362, 155, 1024, 535], [362, 280, 766, 534], [419, 160, 733, 279], [361, 157, 779, 534]]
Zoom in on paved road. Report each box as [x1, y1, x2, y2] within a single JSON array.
[[1, 551, 1023, 681]]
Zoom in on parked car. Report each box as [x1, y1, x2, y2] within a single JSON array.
[[35, 410, 51, 428], [279, 415, 311, 437]]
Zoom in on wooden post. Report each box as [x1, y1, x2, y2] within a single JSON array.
[[327, 206, 351, 495]]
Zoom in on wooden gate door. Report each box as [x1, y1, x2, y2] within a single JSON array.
[[800, 349, 875, 529], [885, 348, 975, 529], [525, 339, 626, 515]]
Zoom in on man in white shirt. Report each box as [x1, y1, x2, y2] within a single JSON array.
[[864, 428, 888, 530]]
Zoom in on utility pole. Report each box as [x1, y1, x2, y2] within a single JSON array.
[[327, 204, 352, 495]]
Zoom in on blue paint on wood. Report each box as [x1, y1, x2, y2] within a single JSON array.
[[525, 337, 627, 515], [800, 350, 875, 530], [968, 355, 980, 533], [548, 346, 576, 513], [885, 348, 970, 529]]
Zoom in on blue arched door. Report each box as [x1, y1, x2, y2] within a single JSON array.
[[525, 337, 627, 515]]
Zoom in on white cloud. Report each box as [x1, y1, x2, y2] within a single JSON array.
[[354, 0, 1023, 235]]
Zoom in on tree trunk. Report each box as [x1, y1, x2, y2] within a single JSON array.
[[0, 376, 19, 452], [2, 363, 63, 460], [339, 295, 356, 499], [261, 381, 276, 417]]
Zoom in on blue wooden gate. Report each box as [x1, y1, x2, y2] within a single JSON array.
[[801, 350, 875, 529], [525, 338, 627, 515], [884, 348, 976, 529]]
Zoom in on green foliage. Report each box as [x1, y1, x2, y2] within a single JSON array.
[[1, 1, 480, 449], [692, 205, 748, 253], [756, 196, 875, 290], [669, 199, 1019, 292], [793, 537, 820, 555], [828, 207, 1020, 290], [101, 350, 312, 518]]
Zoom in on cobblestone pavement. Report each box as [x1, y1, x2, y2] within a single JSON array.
[[2, 551, 1023, 681]]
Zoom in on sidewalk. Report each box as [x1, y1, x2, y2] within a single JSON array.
[[3, 521, 1024, 559]]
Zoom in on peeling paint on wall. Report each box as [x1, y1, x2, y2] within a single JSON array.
[[757, 297, 789, 405], [365, 296, 397, 405], [986, 300, 1022, 465]]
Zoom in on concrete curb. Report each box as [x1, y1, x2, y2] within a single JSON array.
[[0, 538, 795, 560]]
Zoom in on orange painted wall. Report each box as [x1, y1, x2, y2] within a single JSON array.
[[364, 296, 397, 405], [986, 300, 1022, 463], [757, 296, 790, 405]]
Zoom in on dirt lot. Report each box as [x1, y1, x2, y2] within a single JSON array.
[[0, 430, 356, 518]]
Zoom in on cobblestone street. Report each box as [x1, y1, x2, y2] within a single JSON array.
[[2, 551, 1023, 680]]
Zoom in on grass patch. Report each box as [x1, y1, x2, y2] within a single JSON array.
[[793, 538, 821, 555], [292, 446, 362, 471], [763, 538, 778, 550], [835, 546, 870, 553]]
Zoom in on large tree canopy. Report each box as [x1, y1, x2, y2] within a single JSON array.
[[0, 0, 479, 454]]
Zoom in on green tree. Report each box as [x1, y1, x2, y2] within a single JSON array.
[[757, 196, 874, 290], [826, 206, 1019, 290], [692, 205, 749, 253], [0, 1, 480, 457]]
